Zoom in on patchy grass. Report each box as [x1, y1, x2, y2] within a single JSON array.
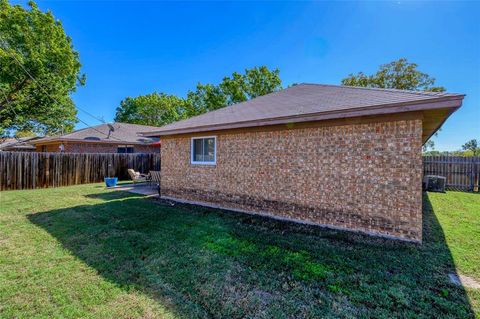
[[0, 184, 478, 318]]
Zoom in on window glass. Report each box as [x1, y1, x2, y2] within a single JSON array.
[[192, 137, 215, 164], [117, 146, 135, 153], [193, 139, 204, 162], [204, 138, 215, 162]]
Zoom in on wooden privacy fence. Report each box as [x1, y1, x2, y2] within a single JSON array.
[[2, 152, 478, 192], [0, 152, 161, 191], [423, 156, 480, 192]]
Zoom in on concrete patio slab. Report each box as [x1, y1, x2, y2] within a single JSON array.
[[108, 183, 159, 197]]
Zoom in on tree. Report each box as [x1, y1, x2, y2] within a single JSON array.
[[462, 139, 479, 156], [342, 58, 445, 149], [114, 93, 187, 127], [422, 140, 435, 153], [242, 66, 282, 99], [218, 66, 281, 103], [341, 58, 445, 92], [14, 130, 36, 138], [117, 66, 282, 126], [186, 66, 282, 116], [186, 83, 227, 116], [0, 0, 84, 136], [219, 71, 247, 105]]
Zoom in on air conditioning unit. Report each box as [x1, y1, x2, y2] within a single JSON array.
[[423, 175, 446, 192]]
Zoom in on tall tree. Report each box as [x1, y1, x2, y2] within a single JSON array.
[[114, 93, 187, 127], [219, 71, 247, 105], [186, 83, 227, 116], [14, 130, 36, 138], [0, 0, 84, 136], [187, 66, 282, 116], [243, 66, 282, 98], [218, 66, 282, 103], [462, 139, 479, 156], [117, 66, 282, 126], [342, 58, 445, 148], [341, 58, 445, 92]]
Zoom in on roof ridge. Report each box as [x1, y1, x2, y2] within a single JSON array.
[[61, 122, 158, 136], [62, 123, 108, 137], [113, 122, 164, 130], [299, 83, 463, 97]]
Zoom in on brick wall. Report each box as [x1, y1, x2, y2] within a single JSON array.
[[36, 142, 160, 154], [35, 143, 61, 152], [161, 118, 423, 242]]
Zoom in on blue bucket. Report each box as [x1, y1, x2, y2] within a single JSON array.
[[104, 177, 118, 188]]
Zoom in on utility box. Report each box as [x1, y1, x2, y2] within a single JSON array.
[[423, 175, 447, 192]]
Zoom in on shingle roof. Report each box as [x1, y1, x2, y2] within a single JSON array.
[[0, 137, 38, 151], [34, 123, 160, 144], [144, 83, 464, 136]]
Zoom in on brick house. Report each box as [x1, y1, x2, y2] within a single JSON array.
[[145, 84, 464, 242], [0, 137, 39, 152], [32, 122, 161, 154]]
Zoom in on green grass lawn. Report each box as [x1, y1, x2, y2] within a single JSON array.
[[0, 184, 478, 318]]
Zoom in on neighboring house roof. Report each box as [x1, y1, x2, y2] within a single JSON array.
[[144, 83, 464, 142], [33, 123, 160, 145], [0, 137, 38, 151]]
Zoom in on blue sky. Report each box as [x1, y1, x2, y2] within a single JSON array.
[[14, 1, 480, 151]]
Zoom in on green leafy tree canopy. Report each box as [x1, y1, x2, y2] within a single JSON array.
[[14, 130, 36, 138], [341, 58, 445, 92], [0, 0, 85, 136], [186, 66, 282, 116], [186, 83, 227, 116], [114, 93, 187, 127], [462, 139, 479, 156], [343, 58, 446, 149], [116, 66, 282, 125]]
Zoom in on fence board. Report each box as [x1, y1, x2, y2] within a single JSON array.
[[2, 152, 477, 192], [0, 152, 161, 191], [423, 156, 480, 192]]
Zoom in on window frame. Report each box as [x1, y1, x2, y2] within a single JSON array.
[[190, 136, 216, 165], [117, 145, 135, 154]]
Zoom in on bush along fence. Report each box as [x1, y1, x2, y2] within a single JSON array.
[[423, 156, 480, 192], [0, 152, 161, 191]]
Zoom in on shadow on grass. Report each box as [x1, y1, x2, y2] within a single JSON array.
[[83, 190, 139, 201], [27, 192, 475, 318]]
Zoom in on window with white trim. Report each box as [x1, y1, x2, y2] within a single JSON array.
[[191, 137, 216, 165]]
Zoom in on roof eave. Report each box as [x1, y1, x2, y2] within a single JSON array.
[[31, 138, 158, 146], [143, 95, 465, 137], [421, 105, 461, 145]]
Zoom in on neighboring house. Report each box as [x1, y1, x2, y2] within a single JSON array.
[[32, 123, 161, 153], [0, 137, 39, 152], [145, 83, 464, 243]]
